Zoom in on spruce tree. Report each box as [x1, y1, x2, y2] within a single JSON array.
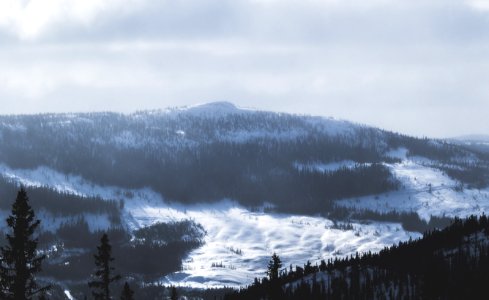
[[170, 286, 178, 300], [266, 253, 282, 281], [0, 188, 49, 300], [120, 282, 134, 300], [266, 253, 283, 300], [88, 233, 121, 300]]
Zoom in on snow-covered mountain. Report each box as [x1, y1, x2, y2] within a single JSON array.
[[0, 102, 488, 293]]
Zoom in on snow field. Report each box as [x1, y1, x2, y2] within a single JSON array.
[[337, 159, 489, 221], [2, 159, 485, 287], [149, 202, 419, 288]]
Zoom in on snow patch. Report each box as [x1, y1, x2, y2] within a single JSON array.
[[294, 160, 369, 173], [64, 290, 75, 300], [167, 101, 249, 117], [385, 148, 408, 160], [0, 122, 27, 132], [337, 159, 489, 220]]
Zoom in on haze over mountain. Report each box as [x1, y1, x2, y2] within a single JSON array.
[[2, 1, 489, 138]]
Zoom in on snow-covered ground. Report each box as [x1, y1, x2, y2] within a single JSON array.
[[128, 200, 418, 288], [293, 160, 371, 173], [1, 158, 488, 287], [337, 159, 489, 221]]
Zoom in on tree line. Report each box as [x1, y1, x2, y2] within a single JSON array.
[[0, 177, 121, 219], [225, 215, 489, 299], [0, 188, 187, 299]]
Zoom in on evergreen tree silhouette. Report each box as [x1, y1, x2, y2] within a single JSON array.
[[88, 233, 121, 300], [266, 253, 282, 281], [120, 282, 134, 300], [266, 253, 283, 300], [170, 286, 178, 300], [0, 188, 49, 299]]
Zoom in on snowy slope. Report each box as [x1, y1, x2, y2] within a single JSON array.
[[0, 164, 421, 288], [0, 104, 487, 288], [4, 157, 488, 287], [1, 154, 488, 287], [127, 199, 419, 288], [337, 158, 489, 221]]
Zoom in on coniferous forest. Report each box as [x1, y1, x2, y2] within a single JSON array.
[[225, 215, 489, 299], [1, 111, 488, 216], [4, 188, 489, 299], [1, 109, 489, 299]]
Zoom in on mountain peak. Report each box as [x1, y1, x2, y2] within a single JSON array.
[[192, 101, 238, 110], [181, 101, 245, 116]]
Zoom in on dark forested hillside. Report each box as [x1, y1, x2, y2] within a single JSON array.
[[1, 103, 489, 299], [226, 215, 489, 300], [38, 219, 205, 283], [0, 177, 120, 218], [0, 102, 487, 215]]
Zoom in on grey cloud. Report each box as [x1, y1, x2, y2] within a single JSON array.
[[0, 0, 488, 138], [11, 0, 485, 45]]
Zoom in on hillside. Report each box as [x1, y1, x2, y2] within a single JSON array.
[[451, 135, 489, 154], [225, 215, 489, 299], [1, 102, 487, 213], [0, 102, 488, 293]]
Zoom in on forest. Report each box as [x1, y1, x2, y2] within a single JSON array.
[[225, 215, 489, 299], [0, 111, 487, 217], [1, 110, 489, 298]]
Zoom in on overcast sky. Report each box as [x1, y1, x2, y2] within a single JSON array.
[[0, 0, 488, 137]]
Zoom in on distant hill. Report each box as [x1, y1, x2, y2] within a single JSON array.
[[1, 102, 489, 293], [0, 102, 487, 216], [450, 134, 489, 154]]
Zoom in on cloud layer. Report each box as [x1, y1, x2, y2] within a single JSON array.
[[0, 0, 488, 137]]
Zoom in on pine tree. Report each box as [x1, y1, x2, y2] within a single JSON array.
[[0, 188, 49, 299], [266, 253, 283, 300], [120, 282, 134, 300], [88, 233, 121, 300], [170, 286, 178, 300], [266, 253, 282, 281]]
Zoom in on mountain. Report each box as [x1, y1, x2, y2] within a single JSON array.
[[452, 134, 489, 143], [0, 102, 488, 297], [450, 134, 489, 154], [1, 102, 486, 212]]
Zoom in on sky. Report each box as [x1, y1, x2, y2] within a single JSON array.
[[0, 0, 488, 138]]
